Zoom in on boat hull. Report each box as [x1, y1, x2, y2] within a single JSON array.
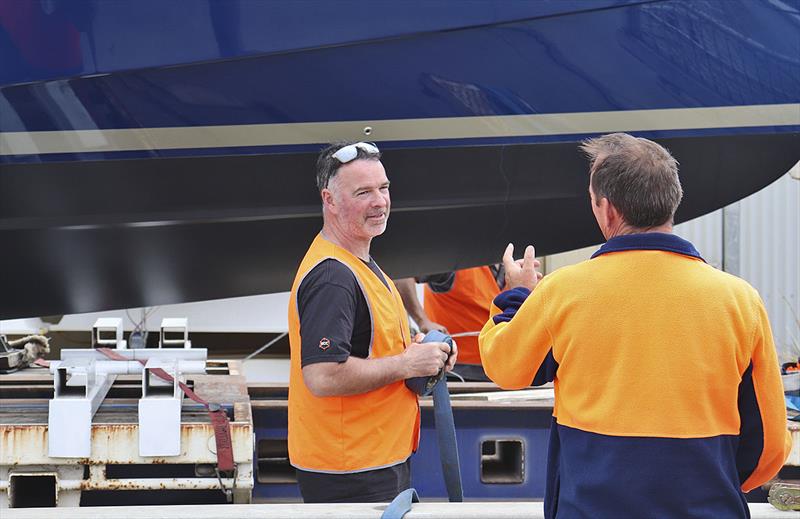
[[1, 131, 797, 319], [1, 0, 798, 318]]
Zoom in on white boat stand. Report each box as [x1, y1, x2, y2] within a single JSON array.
[[47, 318, 206, 459]]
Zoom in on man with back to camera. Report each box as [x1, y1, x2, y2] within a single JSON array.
[[480, 133, 791, 518], [287, 141, 457, 503]]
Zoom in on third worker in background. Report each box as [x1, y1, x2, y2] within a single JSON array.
[[396, 265, 504, 381], [480, 133, 791, 518]]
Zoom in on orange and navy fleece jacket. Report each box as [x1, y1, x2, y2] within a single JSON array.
[[479, 233, 791, 519]]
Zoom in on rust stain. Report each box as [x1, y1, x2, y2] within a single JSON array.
[[2, 405, 253, 465], [76, 459, 106, 466], [77, 480, 213, 491], [1, 425, 48, 464]]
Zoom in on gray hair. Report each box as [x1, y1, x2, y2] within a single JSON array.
[[315, 141, 382, 192], [580, 133, 683, 228]]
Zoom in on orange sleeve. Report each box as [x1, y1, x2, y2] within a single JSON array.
[[479, 283, 555, 389]]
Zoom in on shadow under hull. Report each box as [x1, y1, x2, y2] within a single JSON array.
[[1, 131, 796, 319]]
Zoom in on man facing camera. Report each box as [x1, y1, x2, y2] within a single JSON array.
[[287, 141, 456, 503]]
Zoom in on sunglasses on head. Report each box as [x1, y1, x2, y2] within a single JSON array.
[[332, 142, 380, 164]]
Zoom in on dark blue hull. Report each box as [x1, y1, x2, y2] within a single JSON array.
[[1, 0, 798, 318]]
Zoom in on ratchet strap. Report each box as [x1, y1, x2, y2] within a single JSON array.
[[96, 347, 234, 471]]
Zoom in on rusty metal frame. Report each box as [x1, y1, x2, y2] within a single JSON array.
[[1, 361, 253, 508]]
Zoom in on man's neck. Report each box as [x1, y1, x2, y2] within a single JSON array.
[[607, 222, 673, 239], [321, 225, 371, 261]]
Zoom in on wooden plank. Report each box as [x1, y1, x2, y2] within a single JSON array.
[[193, 374, 249, 403], [224, 359, 243, 376], [233, 401, 252, 422]]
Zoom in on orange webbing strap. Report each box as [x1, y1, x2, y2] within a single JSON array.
[[96, 347, 234, 471]]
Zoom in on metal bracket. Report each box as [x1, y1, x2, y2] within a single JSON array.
[[160, 318, 191, 349], [92, 318, 126, 350], [138, 358, 183, 457], [48, 359, 116, 458], [215, 466, 235, 503], [0, 334, 24, 373]]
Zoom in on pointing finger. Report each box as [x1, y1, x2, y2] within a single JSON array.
[[502, 243, 515, 270], [525, 245, 536, 261], [522, 245, 536, 278]]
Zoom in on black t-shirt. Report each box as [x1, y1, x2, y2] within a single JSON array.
[[297, 257, 388, 367]]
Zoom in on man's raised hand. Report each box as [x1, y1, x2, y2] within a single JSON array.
[[502, 243, 543, 291]]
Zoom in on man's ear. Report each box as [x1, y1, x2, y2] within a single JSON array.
[[594, 196, 610, 227], [593, 196, 617, 238], [321, 188, 335, 212], [605, 199, 624, 229]]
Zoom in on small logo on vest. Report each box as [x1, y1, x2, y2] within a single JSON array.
[[319, 338, 331, 351]]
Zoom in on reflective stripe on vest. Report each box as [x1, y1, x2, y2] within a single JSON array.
[[424, 266, 500, 365], [288, 233, 420, 473]]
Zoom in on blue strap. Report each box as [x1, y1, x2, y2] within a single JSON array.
[[432, 371, 464, 502], [402, 330, 464, 504], [381, 488, 419, 519]]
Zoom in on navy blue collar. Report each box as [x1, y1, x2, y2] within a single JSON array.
[[591, 232, 704, 261]]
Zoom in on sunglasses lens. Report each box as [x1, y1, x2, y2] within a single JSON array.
[[332, 142, 379, 164], [333, 146, 357, 163], [358, 142, 379, 154]]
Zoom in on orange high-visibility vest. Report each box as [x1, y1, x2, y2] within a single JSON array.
[[424, 266, 500, 365], [288, 233, 420, 473]]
